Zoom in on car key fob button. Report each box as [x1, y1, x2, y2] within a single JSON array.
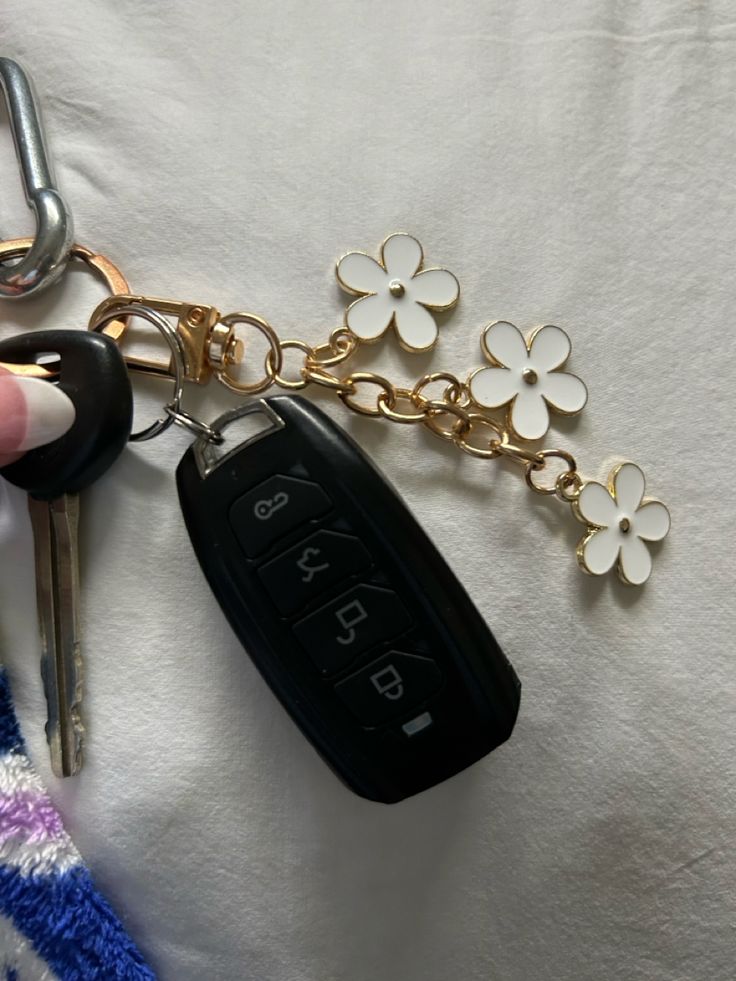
[[294, 584, 413, 675], [230, 473, 332, 557], [257, 529, 372, 615], [335, 651, 444, 727]]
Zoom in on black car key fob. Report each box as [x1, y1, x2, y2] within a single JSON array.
[[176, 395, 521, 803]]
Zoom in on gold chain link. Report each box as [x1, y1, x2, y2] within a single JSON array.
[[265, 338, 314, 390], [412, 371, 469, 407], [453, 413, 505, 459], [376, 387, 429, 424], [214, 313, 282, 395], [337, 371, 395, 416], [523, 450, 578, 496], [310, 327, 358, 366]]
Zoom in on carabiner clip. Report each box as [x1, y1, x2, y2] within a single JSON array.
[[0, 58, 73, 298]]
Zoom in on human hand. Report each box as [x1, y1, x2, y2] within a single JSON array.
[[0, 368, 75, 467]]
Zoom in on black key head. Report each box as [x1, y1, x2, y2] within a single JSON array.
[[0, 330, 133, 499]]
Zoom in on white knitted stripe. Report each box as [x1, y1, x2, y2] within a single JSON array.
[[0, 751, 81, 876], [0, 833, 81, 877], [0, 912, 59, 980], [0, 750, 48, 796]]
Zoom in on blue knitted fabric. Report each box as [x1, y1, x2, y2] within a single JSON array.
[[0, 668, 155, 979]]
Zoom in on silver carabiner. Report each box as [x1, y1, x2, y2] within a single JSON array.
[[0, 58, 73, 298]]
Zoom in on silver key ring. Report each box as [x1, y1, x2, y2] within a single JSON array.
[[90, 304, 187, 442], [163, 405, 224, 445]]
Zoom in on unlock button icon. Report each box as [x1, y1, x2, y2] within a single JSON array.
[[253, 491, 289, 521], [230, 474, 332, 558]]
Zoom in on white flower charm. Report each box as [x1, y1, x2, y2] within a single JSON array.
[[336, 233, 460, 352], [469, 321, 588, 440], [573, 462, 670, 585]]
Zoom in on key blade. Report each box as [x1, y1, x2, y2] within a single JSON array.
[[29, 493, 84, 777], [28, 495, 56, 688], [50, 493, 83, 776]]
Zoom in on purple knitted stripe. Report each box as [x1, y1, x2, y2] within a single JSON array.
[[0, 790, 65, 843]]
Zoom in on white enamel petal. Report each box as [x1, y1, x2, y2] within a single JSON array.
[[576, 481, 618, 528], [346, 293, 395, 340], [482, 321, 529, 370], [613, 462, 646, 515], [381, 233, 423, 280], [336, 251, 388, 295], [633, 500, 671, 542], [469, 367, 520, 408], [409, 268, 460, 310], [540, 372, 588, 415], [579, 526, 621, 575], [618, 535, 653, 585], [509, 387, 550, 440], [393, 301, 438, 351], [528, 325, 571, 371]]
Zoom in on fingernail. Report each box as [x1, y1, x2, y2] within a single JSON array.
[[0, 376, 76, 452]]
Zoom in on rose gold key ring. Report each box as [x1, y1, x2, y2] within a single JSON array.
[[0, 238, 130, 379]]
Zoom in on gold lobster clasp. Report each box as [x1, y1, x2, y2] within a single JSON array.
[[88, 294, 243, 384]]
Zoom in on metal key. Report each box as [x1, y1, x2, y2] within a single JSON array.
[[0, 330, 133, 775], [28, 493, 82, 776]]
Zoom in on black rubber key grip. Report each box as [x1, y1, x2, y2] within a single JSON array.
[[0, 330, 133, 499]]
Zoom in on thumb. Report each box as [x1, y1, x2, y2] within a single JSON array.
[[0, 371, 76, 467]]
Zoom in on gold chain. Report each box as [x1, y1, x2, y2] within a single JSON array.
[[87, 293, 583, 505], [252, 325, 582, 504]]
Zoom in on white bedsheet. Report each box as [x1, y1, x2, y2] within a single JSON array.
[[1, 2, 734, 978]]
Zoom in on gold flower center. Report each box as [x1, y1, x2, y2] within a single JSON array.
[[522, 367, 538, 385], [619, 517, 631, 533], [389, 279, 405, 298]]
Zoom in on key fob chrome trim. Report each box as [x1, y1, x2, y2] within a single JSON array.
[[193, 401, 285, 479]]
